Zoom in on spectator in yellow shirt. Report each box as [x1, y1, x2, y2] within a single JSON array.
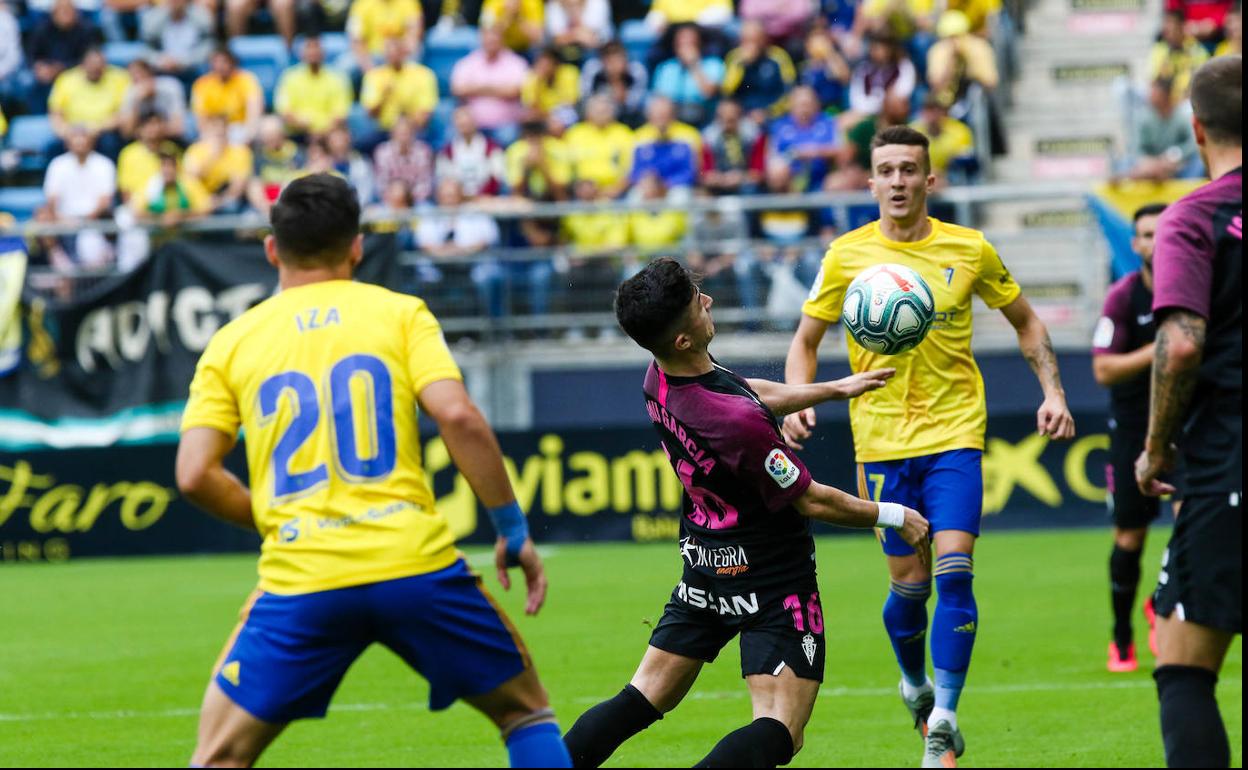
[[911, 96, 975, 184], [184, 115, 255, 213], [191, 48, 264, 145], [116, 113, 165, 204], [361, 36, 438, 133], [48, 47, 131, 159], [646, 0, 733, 34], [561, 178, 628, 254], [1148, 9, 1210, 98], [138, 147, 212, 226], [562, 94, 635, 197], [348, 0, 424, 73], [628, 172, 687, 252], [480, 0, 543, 52], [521, 47, 580, 129], [275, 35, 354, 138]]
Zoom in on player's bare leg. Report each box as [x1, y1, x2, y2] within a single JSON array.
[[190, 681, 285, 768], [1109, 526, 1148, 671], [630, 645, 705, 712], [563, 646, 701, 767], [1154, 614, 1235, 767], [693, 667, 815, 768], [466, 666, 572, 767], [745, 666, 820, 755]]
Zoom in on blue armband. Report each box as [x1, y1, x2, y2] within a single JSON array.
[[487, 501, 529, 566]]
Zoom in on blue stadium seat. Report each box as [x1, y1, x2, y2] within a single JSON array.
[[319, 33, 350, 65], [7, 115, 56, 173], [229, 35, 292, 106], [103, 40, 151, 68], [619, 20, 656, 63], [423, 25, 478, 95], [424, 98, 457, 150], [0, 187, 48, 221]]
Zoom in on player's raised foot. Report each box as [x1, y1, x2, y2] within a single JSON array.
[[1107, 641, 1139, 673], [1142, 596, 1159, 657], [899, 680, 935, 737], [921, 720, 965, 768]]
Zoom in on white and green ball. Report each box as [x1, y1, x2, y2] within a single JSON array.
[[841, 264, 936, 355]]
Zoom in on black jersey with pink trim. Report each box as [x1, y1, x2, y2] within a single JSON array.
[[642, 360, 817, 591]]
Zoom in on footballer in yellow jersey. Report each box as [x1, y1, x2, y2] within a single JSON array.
[[783, 127, 1075, 768], [176, 174, 571, 767]]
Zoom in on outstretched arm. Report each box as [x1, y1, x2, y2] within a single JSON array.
[[176, 427, 255, 531], [781, 313, 832, 449], [795, 481, 929, 564], [1000, 295, 1076, 439], [1135, 310, 1205, 496], [419, 378, 547, 615], [747, 368, 895, 416]]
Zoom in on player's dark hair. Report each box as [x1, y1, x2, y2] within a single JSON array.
[[270, 173, 360, 268], [1133, 203, 1167, 224], [1189, 55, 1242, 145], [615, 258, 698, 355], [871, 125, 931, 173]]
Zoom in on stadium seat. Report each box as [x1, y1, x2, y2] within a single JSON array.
[[318, 33, 350, 65], [103, 40, 150, 68], [6, 115, 56, 173], [423, 25, 478, 94], [619, 20, 656, 63], [229, 35, 291, 106], [0, 187, 47, 221], [424, 98, 457, 150]]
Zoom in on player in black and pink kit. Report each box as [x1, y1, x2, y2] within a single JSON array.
[[1091, 203, 1179, 673], [563, 258, 928, 768], [1134, 55, 1241, 769]]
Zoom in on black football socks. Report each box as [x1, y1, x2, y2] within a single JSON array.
[[1155, 664, 1230, 767], [694, 717, 795, 768], [1110, 544, 1143, 656], [563, 684, 662, 768]]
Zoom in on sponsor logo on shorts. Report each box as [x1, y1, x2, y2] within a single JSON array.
[[680, 537, 750, 576], [802, 633, 817, 666], [221, 661, 241, 686], [676, 581, 760, 616], [765, 449, 801, 489]]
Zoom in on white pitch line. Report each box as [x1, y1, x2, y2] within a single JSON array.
[[0, 678, 1237, 724]]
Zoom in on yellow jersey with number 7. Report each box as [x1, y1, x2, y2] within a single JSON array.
[[802, 218, 1021, 463], [181, 280, 462, 595]]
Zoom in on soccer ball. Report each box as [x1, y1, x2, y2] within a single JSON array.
[[841, 264, 936, 355]]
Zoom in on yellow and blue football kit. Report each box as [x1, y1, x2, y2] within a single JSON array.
[[803, 217, 1021, 552], [182, 280, 527, 722]]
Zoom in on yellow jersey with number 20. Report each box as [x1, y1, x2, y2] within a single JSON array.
[[802, 218, 1021, 463], [181, 280, 463, 595]]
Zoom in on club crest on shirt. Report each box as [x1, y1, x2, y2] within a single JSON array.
[[765, 448, 800, 489]]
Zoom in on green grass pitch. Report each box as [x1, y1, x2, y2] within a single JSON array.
[[0, 528, 1240, 767]]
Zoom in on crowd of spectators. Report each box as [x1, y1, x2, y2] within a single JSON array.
[[1121, 0, 1239, 181], [0, 0, 1021, 321]]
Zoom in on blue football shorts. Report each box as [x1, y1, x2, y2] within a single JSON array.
[[858, 448, 984, 556], [212, 558, 529, 724]]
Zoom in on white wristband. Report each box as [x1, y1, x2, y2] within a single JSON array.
[[876, 502, 906, 529]]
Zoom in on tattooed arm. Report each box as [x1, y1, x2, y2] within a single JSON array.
[[1000, 294, 1077, 439], [1135, 309, 1206, 496]]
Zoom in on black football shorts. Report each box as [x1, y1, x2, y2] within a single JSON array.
[[1153, 492, 1242, 634], [648, 576, 826, 682]]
